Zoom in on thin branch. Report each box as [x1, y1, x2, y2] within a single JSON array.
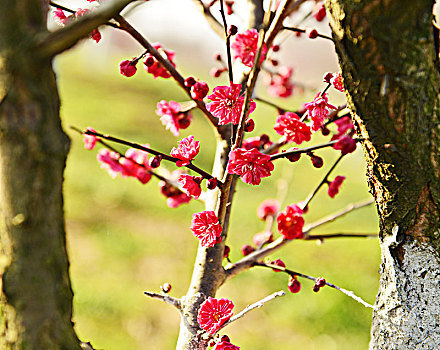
[[283, 26, 334, 41], [70, 125, 170, 183], [303, 198, 375, 233], [191, 0, 224, 37], [37, 0, 136, 57], [224, 198, 375, 280], [255, 263, 374, 309], [219, 0, 234, 83], [215, 290, 285, 333], [114, 15, 219, 129], [301, 154, 345, 210], [254, 96, 296, 113], [305, 232, 378, 240], [144, 291, 182, 311], [269, 140, 339, 160], [83, 129, 222, 187]]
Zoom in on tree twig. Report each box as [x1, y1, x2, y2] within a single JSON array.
[[219, 0, 234, 83], [254, 263, 374, 309], [283, 26, 334, 41], [215, 290, 285, 333], [144, 291, 182, 311], [191, 0, 224, 37], [224, 198, 375, 280], [305, 232, 378, 240]]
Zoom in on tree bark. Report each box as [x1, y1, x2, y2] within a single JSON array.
[[326, 0, 440, 348], [0, 1, 80, 349]]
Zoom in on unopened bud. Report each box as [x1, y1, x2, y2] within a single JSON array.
[[150, 155, 162, 168], [241, 244, 255, 256], [144, 56, 155, 67], [207, 177, 218, 190], [184, 76, 197, 87], [244, 118, 255, 132], [312, 284, 321, 292], [228, 25, 238, 36], [223, 245, 230, 258], [315, 277, 326, 288], [161, 282, 172, 293], [306, 28, 318, 39], [310, 154, 323, 168], [272, 44, 280, 52]]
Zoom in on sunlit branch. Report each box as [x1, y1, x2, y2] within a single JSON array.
[[224, 198, 375, 280], [192, 0, 224, 37], [215, 290, 285, 333], [305, 232, 378, 240], [144, 291, 182, 311], [254, 263, 374, 308]]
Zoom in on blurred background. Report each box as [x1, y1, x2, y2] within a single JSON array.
[[53, 0, 380, 348]]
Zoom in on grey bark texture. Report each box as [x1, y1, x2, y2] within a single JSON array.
[[0, 1, 81, 349], [326, 0, 440, 348]]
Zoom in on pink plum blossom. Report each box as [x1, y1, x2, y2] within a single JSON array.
[[328, 176, 346, 198], [227, 148, 274, 185], [170, 135, 200, 166], [190, 211, 223, 247], [277, 204, 304, 240], [304, 92, 336, 131], [274, 112, 312, 144], [206, 83, 256, 125], [197, 297, 234, 334], [231, 28, 267, 67]]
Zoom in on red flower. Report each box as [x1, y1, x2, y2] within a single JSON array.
[[330, 72, 344, 92], [167, 192, 192, 208], [121, 146, 152, 184], [288, 276, 301, 293], [312, 2, 326, 21], [83, 127, 99, 150], [333, 116, 354, 138], [274, 112, 312, 144], [143, 43, 176, 79], [197, 297, 234, 334], [190, 211, 223, 247], [304, 93, 336, 131], [156, 100, 192, 137], [328, 176, 346, 198], [53, 8, 70, 26], [171, 135, 200, 166], [241, 244, 255, 256], [213, 341, 240, 350], [252, 231, 273, 246], [119, 60, 137, 77], [227, 148, 274, 185], [333, 135, 357, 155], [190, 81, 209, 100], [178, 174, 202, 199], [75, 9, 101, 43], [231, 28, 267, 67], [257, 199, 280, 220], [265, 66, 294, 98], [270, 259, 286, 272], [277, 204, 304, 240], [97, 149, 123, 178], [206, 84, 256, 125]]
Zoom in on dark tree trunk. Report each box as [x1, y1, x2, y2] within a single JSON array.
[[326, 0, 440, 348], [0, 1, 80, 349]]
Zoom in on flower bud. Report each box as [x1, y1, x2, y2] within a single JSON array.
[[241, 244, 255, 256], [310, 154, 324, 168], [244, 118, 255, 132], [161, 282, 172, 293], [288, 276, 301, 293], [306, 28, 318, 39], [228, 25, 238, 36], [149, 155, 162, 168], [207, 177, 218, 190]]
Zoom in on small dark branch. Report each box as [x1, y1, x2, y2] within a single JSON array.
[[114, 15, 219, 129], [82, 129, 222, 187], [192, 0, 224, 37], [303, 198, 375, 233], [254, 263, 374, 308], [144, 291, 182, 311], [282, 26, 334, 42], [50, 1, 75, 13], [270, 140, 339, 160], [321, 82, 332, 94], [305, 232, 378, 240], [254, 96, 296, 113], [70, 125, 169, 182], [301, 154, 345, 210], [215, 290, 285, 333], [80, 342, 101, 350], [219, 0, 234, 83], [38, 0, 136, 57]]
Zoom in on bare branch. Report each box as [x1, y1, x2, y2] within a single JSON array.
[[215, 290, 285, 333], [224, 198, 375, 280], [256, 263, 374, 309], [37, 0, 136, 58], [144, 291, 182, 311], [305, 232, 378, 240], [191, 0, 224, 37], [303, 198, 375, 232]]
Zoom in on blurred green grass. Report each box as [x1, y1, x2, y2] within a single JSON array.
[[58, 48, 380, 350]]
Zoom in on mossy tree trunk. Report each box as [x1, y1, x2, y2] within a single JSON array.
[[0, 1, 81, 349], [326, 0, 440, 348]]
